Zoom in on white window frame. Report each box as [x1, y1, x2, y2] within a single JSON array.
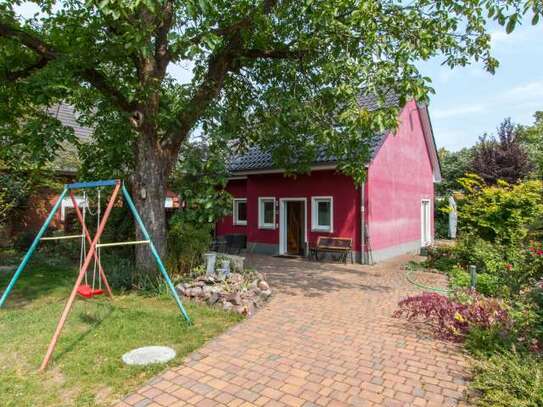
[[233, 198, 247, 226], [311, 196, 334, 233], [61, 195, 87, 221], [258, 197, 276, 229]]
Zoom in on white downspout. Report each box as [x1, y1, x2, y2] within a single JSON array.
[[360, 182, 366, 264]]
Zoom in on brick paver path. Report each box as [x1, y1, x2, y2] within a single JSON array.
[[116, 255, 470, 407]]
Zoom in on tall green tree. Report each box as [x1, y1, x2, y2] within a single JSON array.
[[437, 147, 474, 194], [519, 111, 543, 179], [1, 0, 541, 268]]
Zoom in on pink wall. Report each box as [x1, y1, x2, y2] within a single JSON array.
[[365, 100, 434, 251], [216, 171, 361, 249]]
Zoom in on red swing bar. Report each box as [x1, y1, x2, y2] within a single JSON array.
[[39, 181, 121, 371], [68, 191, 112, 299]]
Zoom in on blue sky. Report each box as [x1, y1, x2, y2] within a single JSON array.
[[15, 3, 543, 152], [419, 19, 543, 151]]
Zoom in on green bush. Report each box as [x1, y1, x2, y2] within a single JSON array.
[[167, 216, 212, 277], [434, 197, 450, 239], [457, 175, 543, 246], [13, 231, 35, 251], [470, 352, 543, 407], [449, 266, 506, 297], [424, 244, 457, 272]]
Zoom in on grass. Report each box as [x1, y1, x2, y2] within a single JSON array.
[[0, 250, 242, 407]]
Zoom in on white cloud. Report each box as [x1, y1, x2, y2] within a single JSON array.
[[504, 80, 543, 100], [432, 104, 486, 119]]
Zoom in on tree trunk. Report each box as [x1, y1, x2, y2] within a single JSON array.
[[131, 131, 169, 272]]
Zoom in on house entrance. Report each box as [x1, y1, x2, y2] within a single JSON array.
[[279, 198, 306, 256]]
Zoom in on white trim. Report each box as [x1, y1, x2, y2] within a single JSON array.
[[311, 196, 334, 233], [61, 195, 87, 221], [258, 197, 276, 229], [230, 164, 336, 177], [420, 199, 432, 247], [279, 198, 307, 255], [233, 198, 247, 226], [416, 104, 442, 182]]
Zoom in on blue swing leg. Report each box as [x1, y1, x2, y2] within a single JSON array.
[[121, 184, 191, 324], [0, 187, 69, 308]]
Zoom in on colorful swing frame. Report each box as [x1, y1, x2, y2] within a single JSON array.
[[0, 179, 191, 371]]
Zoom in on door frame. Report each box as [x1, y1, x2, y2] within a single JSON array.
[[279, 198, 307, 255], [420, 198, 432, 247]]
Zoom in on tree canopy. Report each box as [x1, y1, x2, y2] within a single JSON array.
[[1, 0, 541, 262], [472, 118, 534, 185]]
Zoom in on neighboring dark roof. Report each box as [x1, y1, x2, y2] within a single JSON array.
[[228, 92, 399, 174], [46, 104, 93, 174], [47, 104, 93, 141]]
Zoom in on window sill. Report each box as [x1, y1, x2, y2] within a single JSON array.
[[258, 224, 276, 230], [312, 227, 333, 233], [233, 222, 247, 226]]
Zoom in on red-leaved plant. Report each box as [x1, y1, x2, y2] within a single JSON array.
[[393, 292, 510, 341]]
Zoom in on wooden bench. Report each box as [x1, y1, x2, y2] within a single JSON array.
[[311, 236, 353, 263]]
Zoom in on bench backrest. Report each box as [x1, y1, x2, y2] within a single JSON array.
[[316, 236, 352, 249]]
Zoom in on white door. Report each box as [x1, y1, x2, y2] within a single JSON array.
[[421, 200, 432, 247]]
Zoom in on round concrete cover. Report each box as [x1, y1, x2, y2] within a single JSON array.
[[122, 346, 176, 366]]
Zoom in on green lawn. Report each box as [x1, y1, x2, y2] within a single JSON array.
[[0, 252, 241, 407]]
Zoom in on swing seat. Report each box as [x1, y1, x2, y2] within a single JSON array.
[[77, 284, 104, 299]]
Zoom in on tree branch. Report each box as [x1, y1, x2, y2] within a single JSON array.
[[0, 20, 136, 113], [154, 0, 175, 78], [162, 0, 282, 163], [3, 56, 49, 81], [240, 48, 307, 59]]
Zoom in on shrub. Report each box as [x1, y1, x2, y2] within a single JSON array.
[[424, 244, 457, 272], [456, 175, 543, 246], [13, 231, 35, 251], [449, 266, 506, 298], [470, 352, 543, 407], [167, 216, 213, 277], [393, 292, 510, 341]]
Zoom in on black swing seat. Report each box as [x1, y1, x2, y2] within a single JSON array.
[[77, 284, 104, 298]]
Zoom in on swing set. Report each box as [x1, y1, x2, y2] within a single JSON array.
[[0, 179, 191, 371]]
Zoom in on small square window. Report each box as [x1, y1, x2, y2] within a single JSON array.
[[258, 198, 276, 229], [233, 198, 247, 225], [311, 197, 333, 232]]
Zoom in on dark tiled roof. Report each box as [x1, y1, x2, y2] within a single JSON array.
[[47, 104, 93, 141], [46, 104, 93, 174], [228, 92, 399, 173]]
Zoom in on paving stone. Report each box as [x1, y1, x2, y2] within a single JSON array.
[[114, 254, 471, 406]]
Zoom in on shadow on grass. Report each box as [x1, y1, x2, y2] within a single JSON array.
[[53, 302, 114, 363], [0, 257, 80, 309]]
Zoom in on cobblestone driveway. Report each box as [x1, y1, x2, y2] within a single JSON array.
[[117, 254, 470, 407]]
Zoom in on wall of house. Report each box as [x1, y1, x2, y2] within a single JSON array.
[[10, 185, 182, 239], [215, 170, 361, 255], [365, 100, 435, 261]]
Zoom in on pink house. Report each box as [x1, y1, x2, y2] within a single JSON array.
[[215, 95, 441, 263]]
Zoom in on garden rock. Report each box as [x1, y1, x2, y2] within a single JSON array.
[[224, 292, 242, 306], [208, 292, 221, 305], [176, 268, 272, 317], [258, 281, 270, 291]]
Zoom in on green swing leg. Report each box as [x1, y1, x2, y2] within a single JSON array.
[[0, 188, 69, 308], [121, 184, 191, 324]]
